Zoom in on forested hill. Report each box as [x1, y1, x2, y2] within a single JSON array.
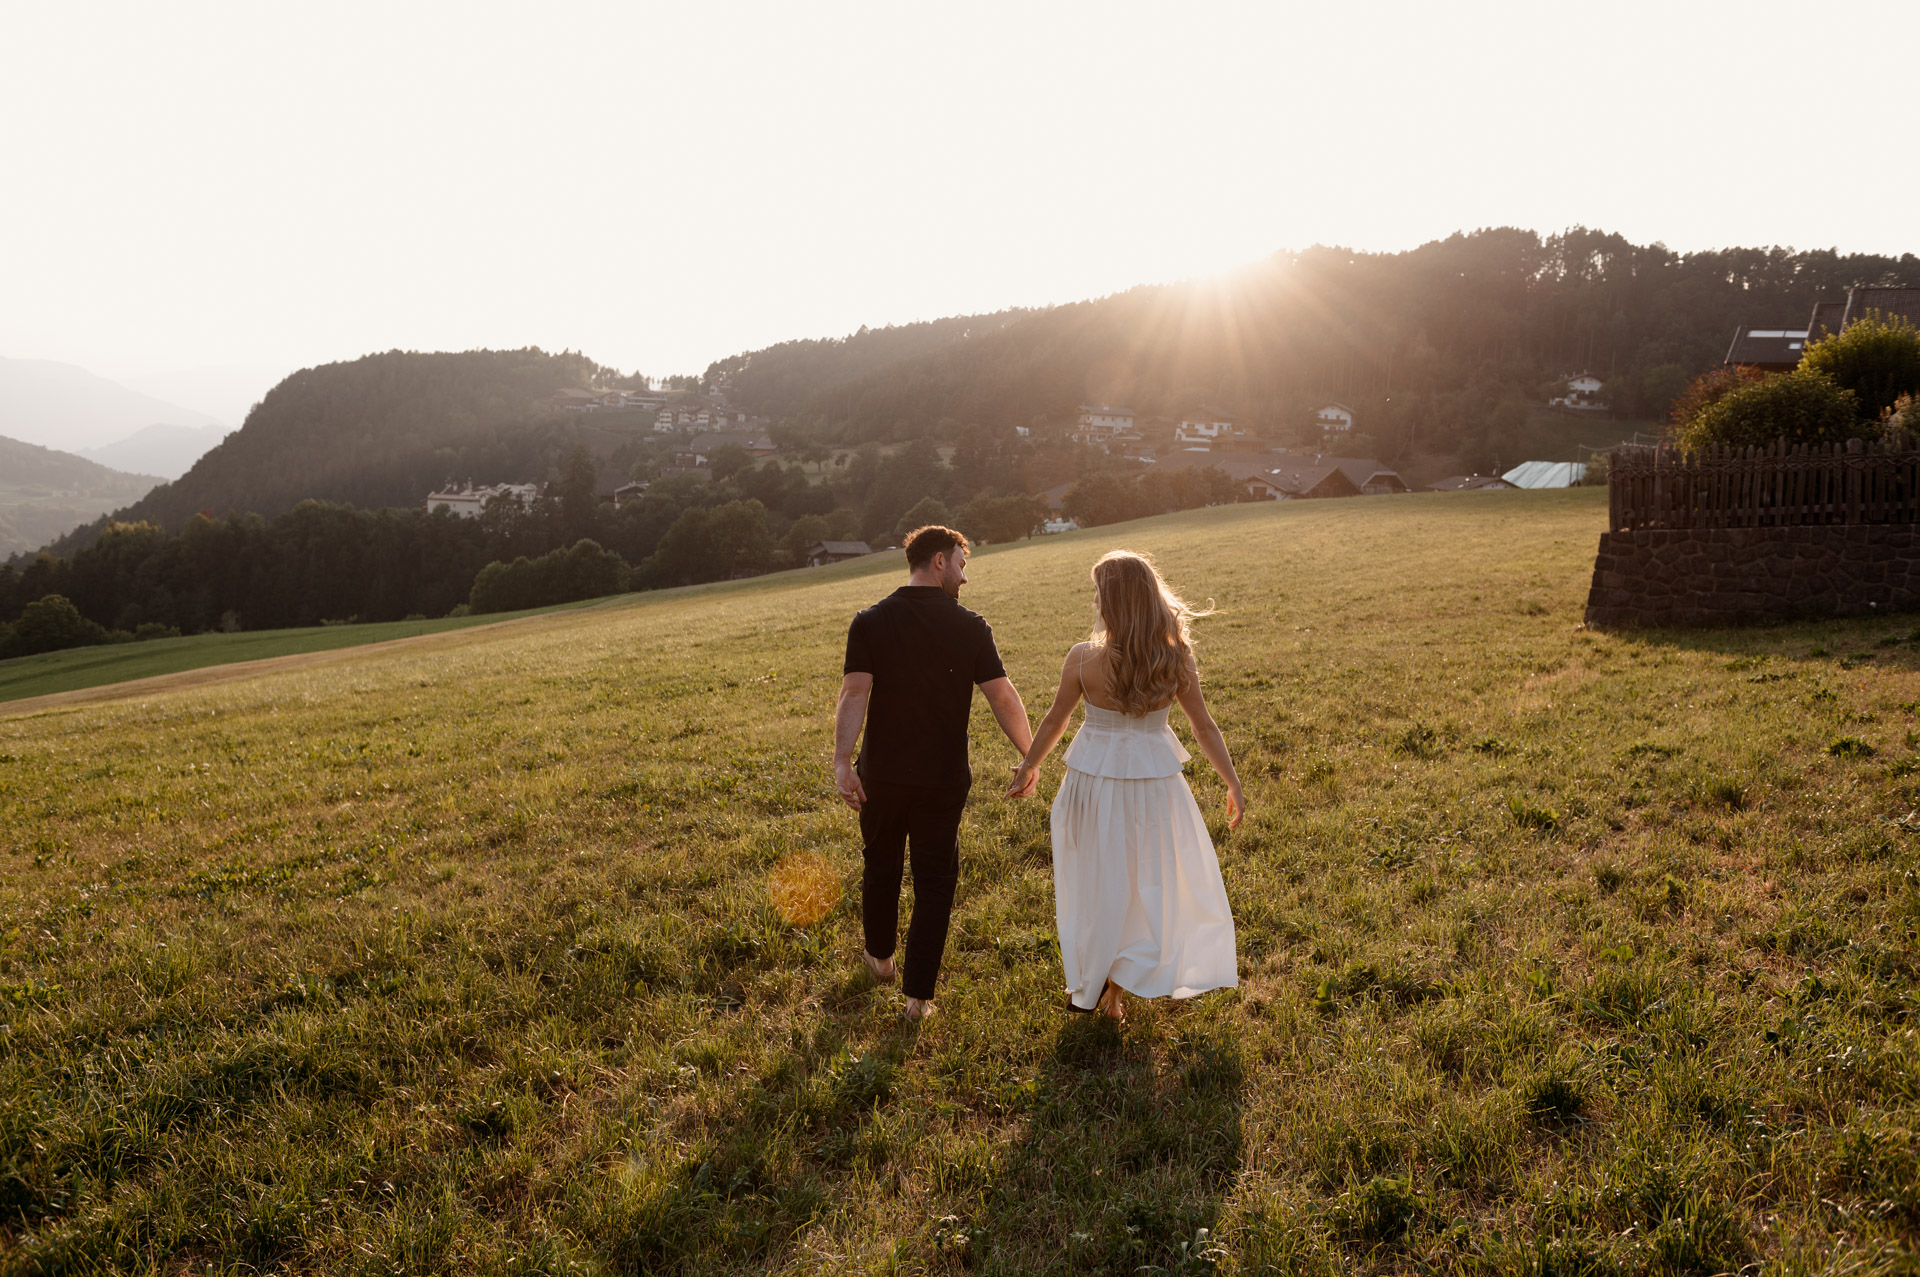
[[706, 228, 1920, 448], [48, 349, 600, 549]]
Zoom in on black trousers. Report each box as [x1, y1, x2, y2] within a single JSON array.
[[858, 776, 970, 1000]]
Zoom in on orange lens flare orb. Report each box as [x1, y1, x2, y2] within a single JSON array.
[[768, 851, 840, 927]]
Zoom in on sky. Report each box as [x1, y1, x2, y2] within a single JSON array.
[[3, 0, 1917, 425]]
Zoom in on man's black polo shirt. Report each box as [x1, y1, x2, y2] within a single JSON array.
[[844, 586, 1006, 788]]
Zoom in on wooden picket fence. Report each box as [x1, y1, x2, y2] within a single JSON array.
[[1607, 435, 1920, 530]]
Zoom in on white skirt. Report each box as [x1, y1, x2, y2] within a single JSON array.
[[1051, 768, 1238, 1010]]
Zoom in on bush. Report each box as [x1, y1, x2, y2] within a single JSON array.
[[0, 594, 110, 659], [1667, 365, 1770, 434], [468, 539, 631, 614], [1672, 369, 1862, 453], [1800, 311, 1920, 421]]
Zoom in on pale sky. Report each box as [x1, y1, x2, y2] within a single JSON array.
[[3, 0, 1916, 424]]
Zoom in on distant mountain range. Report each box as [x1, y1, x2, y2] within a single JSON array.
[[0, 435, 161, 558], [78, 423, 233, 480], [0, 355, 225, 452]]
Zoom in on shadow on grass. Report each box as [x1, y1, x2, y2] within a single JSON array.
[[967, 1005, 1246, 1275], [1595, 608, 1920, 660]]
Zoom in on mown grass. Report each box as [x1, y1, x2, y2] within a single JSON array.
[[0, 596, 617, 705], [2, 487, 1918, 1275]]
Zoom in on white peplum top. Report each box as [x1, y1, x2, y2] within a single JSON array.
[[1060, 703, 1191, 779]]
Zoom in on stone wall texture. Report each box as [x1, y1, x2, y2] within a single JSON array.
[[1584, 526, 1920, 628]]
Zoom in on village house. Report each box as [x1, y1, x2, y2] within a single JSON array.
[[807, 540, 873, 566], [1174, 407, 1236, 446], [1149, 448, 1407, 502], [1074, 405, 1135, 444], [612, 480, 649, 508], [657, 452, 711, 480], [1427, 474, 1519, 492], [1548, 373, 1609, 410], [1723, 329, 1809, 373], [1730, 286, 1920, 374], [425, 481, 539, 518], [1313, 402, 1355, 439], [690, 430, 777, 457]]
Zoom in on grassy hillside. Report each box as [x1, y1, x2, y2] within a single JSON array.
[[4, 489, 1919, 1274]]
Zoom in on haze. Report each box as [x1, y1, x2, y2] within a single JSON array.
[[3, 0, 1915, 424]]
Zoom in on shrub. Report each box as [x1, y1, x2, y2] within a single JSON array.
[[469, 539, 631, 614], [1800, 310, 1920, 421], [1667, 365, 1769, 434], [1671, 369, 1861, 453], [0, 594, 109, 658]]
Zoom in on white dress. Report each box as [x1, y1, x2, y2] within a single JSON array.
[[1052, 701, 1238, 1010]]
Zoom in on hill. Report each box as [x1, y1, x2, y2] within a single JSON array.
[[5, 490, 1919, 1272], [43, 348, 610, 550], [0, 355, 222, 451], [0, 434, 160, 557], [78, 422, 232, 480], [707, 228, 1920, 462]]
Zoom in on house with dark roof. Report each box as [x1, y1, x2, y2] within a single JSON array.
[[807, 540, 873, 567], [1149, 448, 1393, 500], [1727, 286, 1920, 372], [1724, 328, 1809, 372]]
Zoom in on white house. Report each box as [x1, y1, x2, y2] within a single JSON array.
[[1313, 403, 1355, 437], [426, 481, 540, 518], [1549, 373, 1609, 410], [1074, 405, 1135, 443], [1174, 408, 1236, 445]]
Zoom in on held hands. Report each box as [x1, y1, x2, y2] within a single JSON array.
[[1004, 760, 1039, 800], [833, 759, 867, 812]]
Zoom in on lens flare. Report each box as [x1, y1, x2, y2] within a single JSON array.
[[768, 851, 841, 927]]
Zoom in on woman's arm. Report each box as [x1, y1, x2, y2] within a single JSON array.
[[1173, 651, 1246, 829], [1004, 645, 1086, 798]]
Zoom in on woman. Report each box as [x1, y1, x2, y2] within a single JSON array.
[[1006, 550, 1244, 1022]]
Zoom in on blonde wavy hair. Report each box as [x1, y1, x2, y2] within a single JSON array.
[[1090, 550, 1206, 714]]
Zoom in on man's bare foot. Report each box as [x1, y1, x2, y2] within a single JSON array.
[[1097, 982, 1126, 1023], [863, 951, 896, 984], [902, 997, 935, 1022]]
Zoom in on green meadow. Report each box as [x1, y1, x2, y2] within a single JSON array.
[[3, 488, 1919, 1275]]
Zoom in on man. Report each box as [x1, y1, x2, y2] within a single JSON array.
[[833, 524, 1033, 1021]]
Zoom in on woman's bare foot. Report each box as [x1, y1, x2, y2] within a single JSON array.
[[863, 951, 896, 984], [902, 997, 935, 1022], [1097, 982, 1126, 1023]]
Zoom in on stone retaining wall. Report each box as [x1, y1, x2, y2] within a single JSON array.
[[1584, 526, 1920, 628]]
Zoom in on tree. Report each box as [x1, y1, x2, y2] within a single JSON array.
[[1063, 474, 1143, 528], [892, 496, 952, 545], [553, 444, 600, 545], [641, 500, 778, 587], [708, 443, 753, 483], [1673, 370, 1862, 453], [955, 492, 1045, 544], [0, 594, 109, 658], [1799, 312, 1920, 421]]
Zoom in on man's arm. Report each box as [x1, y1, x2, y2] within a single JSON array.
[[979, 676, 1033, 758], [832, 672, 873, 811]]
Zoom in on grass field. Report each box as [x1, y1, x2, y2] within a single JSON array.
[[0, 598, 616, 706], [3, 487, 1919, 1275]]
